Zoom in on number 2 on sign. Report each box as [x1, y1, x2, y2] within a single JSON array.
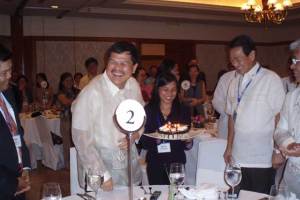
[[126, 110, 134, 124]]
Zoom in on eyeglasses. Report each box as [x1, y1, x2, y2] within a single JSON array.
[[292, 58, 300, 65]]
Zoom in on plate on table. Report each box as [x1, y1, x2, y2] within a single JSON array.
[[143, 128, 208, 140]]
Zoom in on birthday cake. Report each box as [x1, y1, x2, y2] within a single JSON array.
[[158, 122, 190, 139]]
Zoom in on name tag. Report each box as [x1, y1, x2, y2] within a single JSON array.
[[13, 135, 22, 148], [157, 142, 171, 153]]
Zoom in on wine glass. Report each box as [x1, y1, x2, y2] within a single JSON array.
[[224, 163, 242, 199], [169, 163, 185, 198], [87, 168, 104, 200], [269, 185, 290, 200], [41, 182, 62, 200], [206, 102, 215, 123]]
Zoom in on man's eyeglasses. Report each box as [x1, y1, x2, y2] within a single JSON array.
[[292, 58, 300, 65]]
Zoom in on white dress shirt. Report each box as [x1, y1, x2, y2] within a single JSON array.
[[226, 63, 285, 168], [72, 71, 144, 187], [274, 88, 300, 197], [212, 70, 236, 139], [282, 76, 298, 93]]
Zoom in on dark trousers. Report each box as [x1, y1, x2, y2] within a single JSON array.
[[236, 167, 274, 195], [13, 193, 26, 200], [147, 163, 170, 185]]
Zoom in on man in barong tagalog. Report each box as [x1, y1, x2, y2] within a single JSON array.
[[72, 41, 144, 191]]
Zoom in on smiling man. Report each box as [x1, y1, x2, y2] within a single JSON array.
[[72, 41, 144, 191], [274, 38, 300, 198], [223, 35, 285, 195]]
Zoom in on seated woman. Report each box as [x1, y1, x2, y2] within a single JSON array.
[[56, 72, 80, 114], [181, 64, 207, 116], [133, 67, 152, 103], [17, 75, 33, 112], [55, 72, 80, 169], [35, 73, 54, 109], [138, 73, 192, 185]]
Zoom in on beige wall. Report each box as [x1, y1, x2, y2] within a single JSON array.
[[23, 16, 300, 42]]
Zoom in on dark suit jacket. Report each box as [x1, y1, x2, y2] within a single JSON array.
[[0, 89, 30, 199]]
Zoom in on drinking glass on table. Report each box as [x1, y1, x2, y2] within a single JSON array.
[[224, 163, 242, 199], [169, 163, 185, 199], [41, 182, 62, 200], [269, 185, 290, 200], [87, 168, 104, 200]]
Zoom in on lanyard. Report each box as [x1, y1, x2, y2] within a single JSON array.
[[237, 66, 261, 104]]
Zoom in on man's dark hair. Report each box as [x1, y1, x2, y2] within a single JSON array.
[[105, 41, 139, 65], [0, 44, 12, 62], [84, 57, 98, 69], [229, 35, 256, 56]]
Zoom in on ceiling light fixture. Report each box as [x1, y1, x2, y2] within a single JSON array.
[[241, 0, 293, 24], [50, 5, 59, 9]]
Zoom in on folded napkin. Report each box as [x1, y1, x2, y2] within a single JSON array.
[[179, 183, 218, 200]]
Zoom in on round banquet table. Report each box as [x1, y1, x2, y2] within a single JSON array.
[[62, 185, 269, 200], [20, 113, 63, 170]]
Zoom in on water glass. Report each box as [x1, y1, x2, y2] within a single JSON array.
[[224, 163, 242, 199], [41, 182, 62, 200], [87, 168, 104, 200], [269, 185, 290, 200]]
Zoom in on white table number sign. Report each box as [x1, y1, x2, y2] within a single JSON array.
[[115, 99, 146, 133], [115, 99, 146, 200]]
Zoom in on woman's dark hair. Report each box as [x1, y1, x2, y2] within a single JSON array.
[[36, 73, 49, 88], [17, 75, 29, 85], [149, 72, 179, 108], [105, 41, 139, 65], [187, 64, 203, 82], [133, 66, 146, 79], [157, 58, 176, 76], [58, 72, 73, 91], [229, 35, 256, 56], [0, 44, 12, 62]]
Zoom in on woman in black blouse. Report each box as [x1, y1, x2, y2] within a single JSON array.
[[139, 72, 192, 185]]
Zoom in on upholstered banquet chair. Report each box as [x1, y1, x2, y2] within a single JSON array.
[[196, 138, 227, 189]]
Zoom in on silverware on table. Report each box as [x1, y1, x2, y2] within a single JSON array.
[[140, 186, 147, 194], [77, 193, 88, 200]]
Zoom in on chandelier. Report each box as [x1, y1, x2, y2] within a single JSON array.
[[241, 0, 293, 24]]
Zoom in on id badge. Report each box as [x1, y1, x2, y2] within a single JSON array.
[[13, 135, 22, 148], [157, 143, 171, 153]]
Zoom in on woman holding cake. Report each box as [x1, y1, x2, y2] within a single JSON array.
[[138, 72, 193, 185]]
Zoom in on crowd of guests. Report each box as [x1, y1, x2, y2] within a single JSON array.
[[1, 35, 300, 199]]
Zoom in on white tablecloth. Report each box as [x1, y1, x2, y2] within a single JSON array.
[[20, 114, 63, 170], [63, 185, 269, 200]]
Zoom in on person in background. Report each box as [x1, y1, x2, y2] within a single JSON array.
[[73, 72, 83, 90], [56, 72, 79, 169], [274, 38, 300, 198], [145, 64, 158, 85], [72, 41, 143, 191], [181, 64, 207, 117], [138, 73, 192, 185], [282, 57, 298, 93], [223, 35, 286, 194], [133, 67, 152, 103], [0, 44, 31, 200], [212, 65, 235, 139], [79, 57, 98, 90], [188, 59, 207, 85], [157, 58, 180, 81], [17, 75, 33, 113], [35, 73, 53, 109]]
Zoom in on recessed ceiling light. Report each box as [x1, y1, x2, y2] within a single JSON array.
[[50, 5, 59, 9]]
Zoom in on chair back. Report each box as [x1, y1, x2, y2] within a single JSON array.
[[196, 138, 227, 188]]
